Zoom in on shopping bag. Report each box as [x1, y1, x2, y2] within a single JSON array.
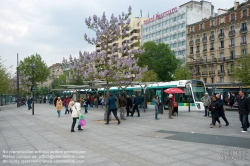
[[80, 119, 86, 126]]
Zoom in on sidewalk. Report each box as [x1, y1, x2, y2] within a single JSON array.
[[0, 104, 249, 166]]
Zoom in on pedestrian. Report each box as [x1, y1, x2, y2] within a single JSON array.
[[27, 97, 32, 110], [68, 98, 74, 114], [119, 94, 127, 120], [71, 99, 83, 132], [201, 93, 211, 117], [209, 96, 221, 128], [238, 90, 250, 133], [216, 94, 229, 126], [105, 93, 121, 125], [131, 95, 140, 117], [101, 97, 105, 109], [229, 93, 235, 108], [138, 94, 142, 109], [126, 95, 132, 117], [166, 94, 174, 119], [152, 95, 160, 120], [55, 97, 63, 117], [63, 96, 71, 114], [43, 96, 46, 103]]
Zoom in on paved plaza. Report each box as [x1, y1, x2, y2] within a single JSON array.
[[0, 104, 250, 166]]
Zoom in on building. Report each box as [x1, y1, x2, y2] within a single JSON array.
[[96, 17, 146, 58], [186, 0, 250, 85], [39, 63, 64, 87], [141, 1, 214, 63]]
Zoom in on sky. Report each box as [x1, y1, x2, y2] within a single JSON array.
[[0, 0, 245, 74]]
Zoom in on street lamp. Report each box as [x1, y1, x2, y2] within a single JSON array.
[[185, 84, 191, 112], [30, 64, 36, 115]]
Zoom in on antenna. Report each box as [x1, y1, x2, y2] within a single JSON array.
[[140, 10, 142, 17], [148, 11, 149, 18]]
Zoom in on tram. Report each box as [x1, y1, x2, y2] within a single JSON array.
[[98, 79, 206, 112]]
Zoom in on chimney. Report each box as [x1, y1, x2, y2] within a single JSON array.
[[234, 0, 239, 10]]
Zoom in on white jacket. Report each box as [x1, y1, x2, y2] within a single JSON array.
[[71, 102, 82, 118], [68, 100, 74, 110]]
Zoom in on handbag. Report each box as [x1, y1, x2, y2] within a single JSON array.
[[80, 119, 86, 126]]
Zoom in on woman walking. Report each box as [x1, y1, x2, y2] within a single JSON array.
[[166, 94, 174, 119], [71, 99, 83, 132], [209, 96, 222, 128], [68, 98, 74, 114], [152, 95, 160, 120], [56, 97, 63, 117]]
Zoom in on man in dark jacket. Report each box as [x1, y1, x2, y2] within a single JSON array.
[[238, 90, 250, 133], [131, 95, 140, 117], [119, 94, 127, 120], [63, 96, 71, 114], [126, 95, 132, 117], [216, 94, 229, 126], [105, 94, 120, 125]]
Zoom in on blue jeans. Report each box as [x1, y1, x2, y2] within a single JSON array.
[[28, 104, 31, 110], [205, 106, 210, 116], [240, 114, 249, 131], [57, 111, 61, 117], [65, 106, 69, 114], [155, 107, 159, 119], [84, 105, 88, 113]]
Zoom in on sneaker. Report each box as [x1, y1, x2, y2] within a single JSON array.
[[241, 131, 247, 133]]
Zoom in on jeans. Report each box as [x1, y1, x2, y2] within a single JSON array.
[[107, 109, 120, 124], [120, 107, 126, 119], [240, 114, 249, 131], [28, 104, 31, 110], [84, 105, 88, 113], [155, 107, 159, 119], [57, 111, 61, 117], [204, 106, 210, 116], [131, 105, 140, 117], [65, 106, 69, 114]]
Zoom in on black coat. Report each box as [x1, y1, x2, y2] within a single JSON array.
[[209, 100, 220, 117], [217, 98, 225, 117], [126, 98, 132, 107], [238, 97, 250, 115]]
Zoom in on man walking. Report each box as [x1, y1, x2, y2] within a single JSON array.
[[63, 96, 71, 114], [216, 94, 229, 126], [201, 93, 211, 117], [131, 95, 140, 117], [126, 95, 132, 117], [105, 94, 120, 125], [238, 91, 250, 133], [119, 94, 127, 120]]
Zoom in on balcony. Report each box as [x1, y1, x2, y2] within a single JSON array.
[[228, 69, 233, 75], [209, 71, 215, 75], [218, 57, 226, 62], [240, 27, 248, 34], [203, 49, 207, 52], [196, 39, 200, 44], [202, 37, 207, 43], [218, 70, 226, 75], [228, 30, 235, 37], [189, 40, 194, 45], [210, 47, 215, 51], [218, 33, 225, 39], [196, 50, 200, 54], [189, 51, 194, 55], [209, 35, 215, 41], [202, 71, 208, 76], [219, 46, 224, 50], [229, 44, 235, 48], [241, 41, 247, 46]]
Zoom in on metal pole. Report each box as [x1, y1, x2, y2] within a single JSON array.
[[32, 68, 34, 115], [17, 53, 20, 107], [188, 87, 191, 112], [143, 88, 146, 112]]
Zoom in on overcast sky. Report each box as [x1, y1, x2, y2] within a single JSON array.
[[0, 0, 245, 74]]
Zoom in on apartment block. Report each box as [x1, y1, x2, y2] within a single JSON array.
[[186, 0, 250, 84]]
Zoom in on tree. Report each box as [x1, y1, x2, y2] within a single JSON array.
[[18, 54, 50, 93], [63, 6, 147, 95], [173, 64, 192, 80], [233, 52, 250, 86], [137, 41, 180, 81], [0, 57, 10, 95], [141, 70, 159, 82]]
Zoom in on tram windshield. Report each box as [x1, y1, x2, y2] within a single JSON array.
[[191, 80, 206, 102]]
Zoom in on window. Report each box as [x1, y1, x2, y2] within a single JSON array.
[[241, 35, 247, 44], [204, 78, 207, 83], [203, 44, 207, 50], [219, 29, 224, 34], [204, 55, 207, 62], [231, 13, 235, 21], [190, 26, 194, 32], [197, 35, 200, 39], [243, 9, 248, 17], [211, 54, 215, 62], [230, 26, 235, 31], [200, 23, 204, 29], [190, 47, 193, 53], [210, 42, 214, 49], [220, 77, 224, 83], [203, 33, 207, 38], [220, 53, 224, 61], [197, 45, 200, 52], [230, 51, 235, 60], [242, 49, 247, 54], [242, 22, 247, 29], [211, 78, 214, 83], [211, 31, 214, 36], [220, 65, 224, 72], [220, 17, 224, 23], [211, 20, 215, 26], [230, 38, 235, 46], [220, 41, 224, 48]]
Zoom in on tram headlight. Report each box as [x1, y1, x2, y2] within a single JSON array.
[[196, 103, 201, 109]]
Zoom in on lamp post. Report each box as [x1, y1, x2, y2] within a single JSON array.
[[186, 84, 191, 112], [17, 53, 20, 107], [30, 64, 36, 115]]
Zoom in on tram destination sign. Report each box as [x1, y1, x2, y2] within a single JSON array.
[[144, 7, 178, 24]]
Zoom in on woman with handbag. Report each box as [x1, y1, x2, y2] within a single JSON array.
[[55, 97, 63, 117], [71, 99, 83, 132], [152, 95, 160, 120]]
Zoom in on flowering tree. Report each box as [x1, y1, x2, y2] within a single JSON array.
[[63, 6, 147, 94]]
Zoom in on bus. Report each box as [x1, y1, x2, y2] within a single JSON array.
[[98, 80, 206, 112]]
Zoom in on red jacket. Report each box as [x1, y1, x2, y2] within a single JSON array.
[[63, 98, 71, 106]]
